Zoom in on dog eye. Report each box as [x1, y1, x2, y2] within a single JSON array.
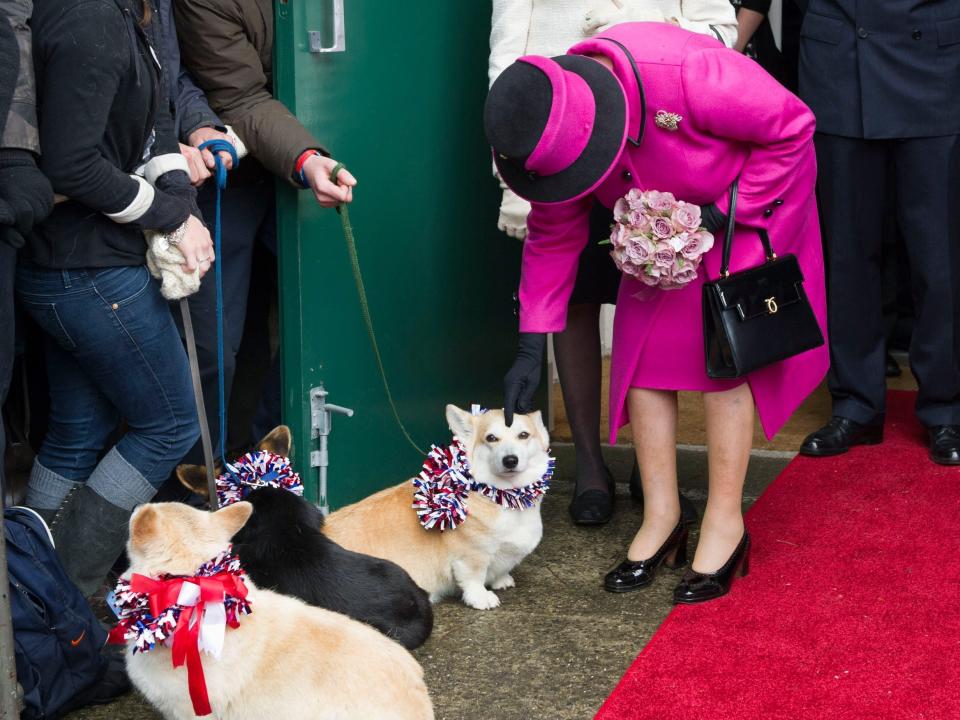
[[518, 431, 530, 440], [485, 434, 499, 443]]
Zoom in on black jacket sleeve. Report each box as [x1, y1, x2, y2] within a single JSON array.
[[37, 1, 188, 233]]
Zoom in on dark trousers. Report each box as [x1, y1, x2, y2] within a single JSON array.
[[0, 242, 15, 491], [816, 133, 960, 426], [176, 179, 276, 469]]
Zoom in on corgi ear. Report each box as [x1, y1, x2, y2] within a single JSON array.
[[214, 501, 253, 539], [257, 425, 292, 457], [529, 410, 550, 450], [176, 464, 211, 497], [129, 504, 162, 549], [445, 404, 475, 442]]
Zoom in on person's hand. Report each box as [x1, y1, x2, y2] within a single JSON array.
[[504, 332, 547, 426], [176, 214, 215, 279], [179, 143, 212, 187], [498, 187, 531, 240], [0, 150, 54, 246], [583, 1, 666, 35], [187, 127, 236, 171], [301, 154, 357, 208]]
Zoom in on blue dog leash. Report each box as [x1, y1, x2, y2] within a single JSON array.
[[197, 139, 240, 497]]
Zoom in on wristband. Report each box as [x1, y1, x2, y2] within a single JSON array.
[[294, 150, 322, 188]]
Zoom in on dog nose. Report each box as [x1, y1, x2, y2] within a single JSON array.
[[503, 455, 519, 469]]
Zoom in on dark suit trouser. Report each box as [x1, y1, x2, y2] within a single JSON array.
[[153, 178, 276, 503], [815, 133, 960, 426]]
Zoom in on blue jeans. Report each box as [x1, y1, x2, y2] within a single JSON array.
[[15, 262, 199, 510]]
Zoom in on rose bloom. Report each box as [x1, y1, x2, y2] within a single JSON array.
[[666, 232, 687, 253], [644, 190, 677, 213], [651, 216, 674, 239], [627, 210, 652, 233], [640, 265, 663, 286], [671, 202, 702, 233], [610, 223, 630, 248], [680, 231, 714, 260], [625, 188, 645, 212], [653, 242, 676, 269], [626, 235, 654, 265], [620, 259, 640, 277], [670, 258, 699, 285], [614, 197, 630, 221]]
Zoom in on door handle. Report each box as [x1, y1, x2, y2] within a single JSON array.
[[308, 0, 345, 53]]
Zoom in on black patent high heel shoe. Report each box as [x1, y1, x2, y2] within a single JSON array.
[[604, 521, 688, 593], [569, 467, 615, 526], [672, 532, 750, 604]]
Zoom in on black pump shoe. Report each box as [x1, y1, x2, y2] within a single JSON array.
[[569, 468, 615, 526], [604, 521, 688, 593], [928, 425, 960, 466], [628, 462, 699, 526], [800, 416, 883, 457], [673, 533, 750, 604]]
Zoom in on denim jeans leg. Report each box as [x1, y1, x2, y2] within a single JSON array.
[[33, 336, 120, 481], [17, 264, 199, 507]]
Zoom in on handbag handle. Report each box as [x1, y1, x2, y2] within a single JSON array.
[[718, 180, 778, 278]]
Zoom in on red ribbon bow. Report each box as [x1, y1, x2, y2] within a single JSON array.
[[110, 572, 248, 717]]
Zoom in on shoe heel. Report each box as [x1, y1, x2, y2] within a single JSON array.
[[664, 528, 688, 569], [737, 540, 750, 578]]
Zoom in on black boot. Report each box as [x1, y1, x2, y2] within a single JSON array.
[[629, 461, 699, 526], [50, 486, 133, 598]]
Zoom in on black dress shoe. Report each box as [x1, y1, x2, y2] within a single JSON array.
[[800, 416, 883, 457], [673, 533, 750, 604], [885, 352, 902, 378], [928, 425, 960, 466], [629, 461, 699, 526], [604, 521, 688, 593], [569, 468, 615, 525]]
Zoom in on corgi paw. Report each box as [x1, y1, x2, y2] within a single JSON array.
[[463, 588, 501, 610], [490, 574, 515, 590]]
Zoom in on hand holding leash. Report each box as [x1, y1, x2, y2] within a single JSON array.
[[504, 332, 546, 427]]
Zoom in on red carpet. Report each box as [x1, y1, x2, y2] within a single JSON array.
[[597, 391, 960, 720]]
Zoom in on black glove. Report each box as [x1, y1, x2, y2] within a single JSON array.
[[700, 203, 727, 235], [0, 149, 54, 248], [503, 332, 547, 427]]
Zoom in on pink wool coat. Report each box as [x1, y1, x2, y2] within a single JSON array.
[[518, 23, 829, 442]]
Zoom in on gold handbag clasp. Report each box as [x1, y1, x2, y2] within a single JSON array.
[[764, 296, 778, 314]]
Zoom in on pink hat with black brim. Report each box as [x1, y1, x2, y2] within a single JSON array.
[[484, 54, 628, 205]]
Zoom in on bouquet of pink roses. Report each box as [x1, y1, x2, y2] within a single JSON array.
[[604, 189, 714, 290]]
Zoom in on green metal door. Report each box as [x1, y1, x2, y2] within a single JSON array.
[[274, 0, 522, 509]]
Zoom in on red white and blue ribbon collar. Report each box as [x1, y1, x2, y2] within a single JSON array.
[[412, 438, 554, 531], [108, 547, 253, 716], [216, 450, 303, 507]]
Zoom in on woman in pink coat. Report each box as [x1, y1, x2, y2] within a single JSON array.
[[484, 22, 828, 603]]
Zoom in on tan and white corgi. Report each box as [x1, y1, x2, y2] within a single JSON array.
[[323, 406, 552, 610], [123, 502, 433, 720]]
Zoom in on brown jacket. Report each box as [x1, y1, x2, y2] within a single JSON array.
[[173, 0, 325, 183]]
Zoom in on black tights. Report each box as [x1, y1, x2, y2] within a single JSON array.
[[554, 303, 609, 494]]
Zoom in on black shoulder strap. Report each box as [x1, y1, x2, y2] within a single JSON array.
[[595, 37, 646, 147]]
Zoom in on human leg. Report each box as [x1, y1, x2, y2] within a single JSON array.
[[695, 383, 753, 573], [18, 264, 199, 594]]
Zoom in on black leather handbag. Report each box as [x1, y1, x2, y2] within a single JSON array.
[[702, 181, 824, 378]]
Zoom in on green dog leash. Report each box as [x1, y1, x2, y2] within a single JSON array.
[[329, 163, 425, 456]]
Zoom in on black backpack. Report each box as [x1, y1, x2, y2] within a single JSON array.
[[5, 506, 108, 719]]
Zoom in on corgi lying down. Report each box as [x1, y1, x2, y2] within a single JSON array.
[[176, 426, 433, 650], [122, 502, 434, 720], [323, 406, 552, 610]]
